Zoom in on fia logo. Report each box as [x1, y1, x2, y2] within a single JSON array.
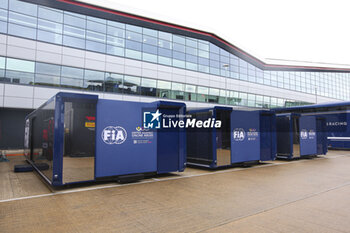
[[143, 109, 162, 129], [101, 126, 127, 144], [233, 128, 245, 141], [300, 129, 308, 140]]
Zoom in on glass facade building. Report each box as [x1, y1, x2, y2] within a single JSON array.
[[1, 0, 350, 109]]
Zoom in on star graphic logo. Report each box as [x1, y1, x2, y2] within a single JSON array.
[[143, 109, 162, 129], [151, 109, 162, 122]]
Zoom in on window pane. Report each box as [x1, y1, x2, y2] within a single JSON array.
[[186, 62, 197, 71], [158, 39, 172, 49], [9, 0, 37, 16], [64, 25, 85, 38], [186, 54, 197, 63], [63, 35, 85, 49], [38, 19, 62, 33], [171, 82, 183, 91], [173, 35, 185, 44], [142, 44, 157, 54], [9, 12, 37, 27], [8, 23, 36, 39], [126, 31, 142, 42], [185, 84, 196, 93], [126, 40, 141, 51], [173, 59, 185, 68], [0, 21, 7, 33], [36, 63, 61, 75], [158, 48, 172, 58], [0, 57, 5, 69], [5, 70, 34, 84], [35, 74, 60, 87], [209, 43, 220, 54], [198, 57, 209, 66], [158, 56, 171, 66], [107, 36, 124, 47], [141, 78, 156, 88], [186, 47, 197, 56], [6, 58, 34, 72], [186, 38, 197, 48], [0, 9, 6, 21], [124, 75, 140, 95], [143, 28, 157, 37], [220, 90, 227, 97], [125, 49, 141, 60], [38, 7, 63, 23], [172, 51, 184, 61], [61, 66, 84, 79], [141, 78, 157, 96], [0, 0, 8, 9], [107, 26, 124, 37], [197, 86, 208, 94], [198, 65, 209, 73], [171, 83, 184, 100], [37, 30, 62, 44], [61, 77, 83, 89], [198, 42, 209, 51], [64, 14, 86, 28], [86, 40, 106, 53], [209, 88, 220, 96], [210, 53, 220, 61], [87, 20, 106, 33], [86, 31, 106, 43], [157, 80, 171, 89], [142, 53, 157, 63], [107, 45, 124, 56], [143, 35, 157, 46], [208, 95, 219, 103], [159, 31, 172, 41], [84, 70, 105, 91], [105, 73, 123, 93], [173, 43, 185, 53], [198, 50, 209, 58]]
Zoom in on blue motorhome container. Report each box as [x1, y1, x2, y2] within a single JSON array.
[[276, 113, 319, 159], [274, 101, 350, 149], [24, 92, 186, 186], [187, 107, 276, 168]]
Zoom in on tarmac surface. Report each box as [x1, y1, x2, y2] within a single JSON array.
[[0, 150, 349, 232]]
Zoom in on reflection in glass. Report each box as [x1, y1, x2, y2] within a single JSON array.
[[157, 80, 171, 98], [5, 70, 34, 84], [29, 99, 55, 181], [141, 78, 157, 96], [35, 74, 60, 87], [105, 73, 123, 93], [84, 70, 105, 91], [171, 82, 184, 100], [124, 75, 140, 95]]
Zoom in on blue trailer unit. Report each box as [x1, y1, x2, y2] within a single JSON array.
[[316, 117, 328, 155], [187, 107, 276, 168], [274, 101, 350, 149], [24, 92, 186, 187], [187, 106, 232, 168], [276, 113, 318, 159], [260, 111, 277, 161]]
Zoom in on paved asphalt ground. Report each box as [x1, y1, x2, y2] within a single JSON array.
[[0, 150, 349, 232]]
